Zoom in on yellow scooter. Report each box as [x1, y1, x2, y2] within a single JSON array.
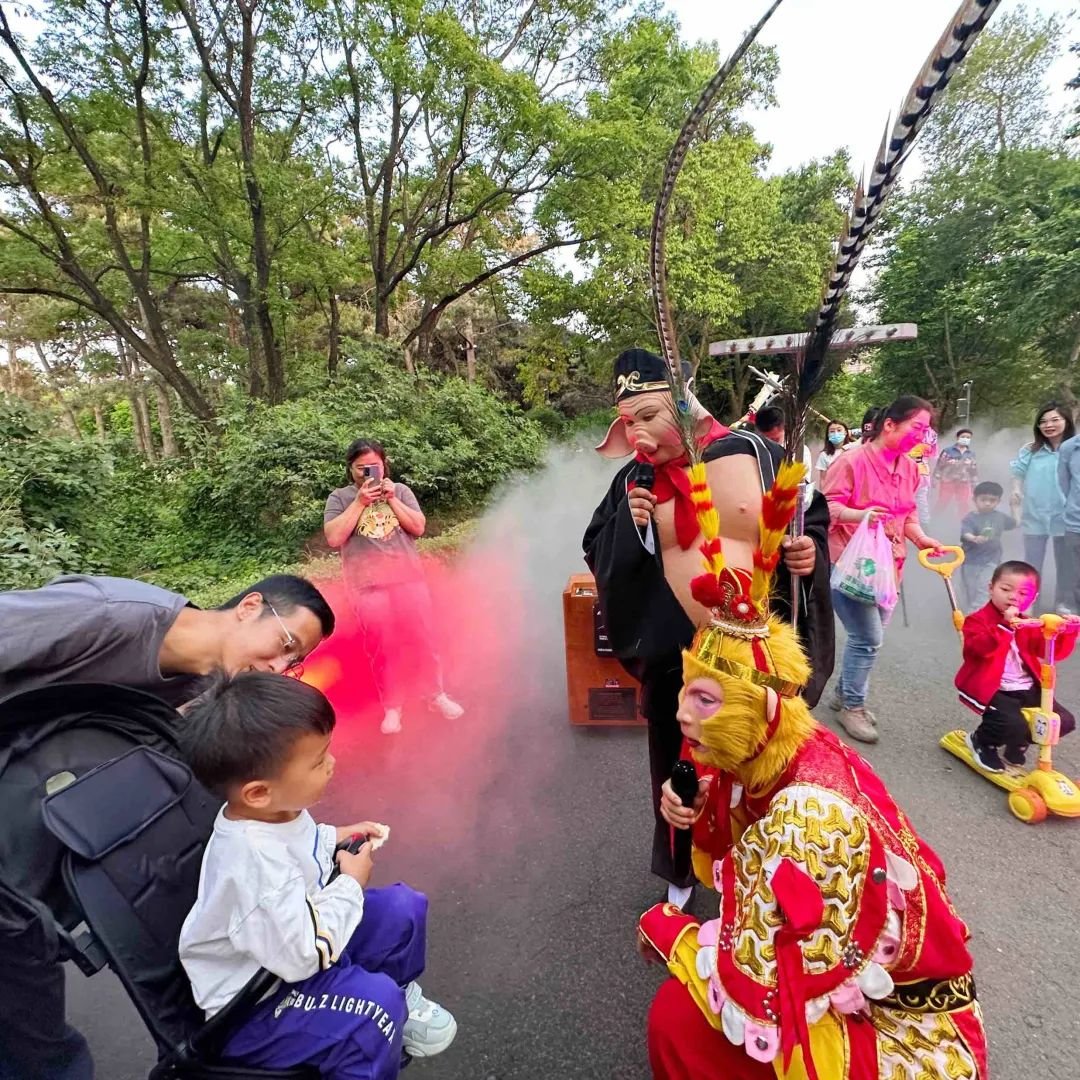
[[920, 547, 1080, 825]]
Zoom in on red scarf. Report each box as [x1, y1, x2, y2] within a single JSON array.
[[635, 418, 729, 549]]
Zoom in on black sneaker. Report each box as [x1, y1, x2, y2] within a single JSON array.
[[966, 733, 1005, 774], [1003, 745, 1027, 768]]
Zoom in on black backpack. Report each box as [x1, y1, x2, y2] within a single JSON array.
[[0, 682, 184, 957], [0, 683, 315, 1078]]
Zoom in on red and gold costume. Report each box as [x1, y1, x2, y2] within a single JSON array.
[[639, 460, 986, 1079]]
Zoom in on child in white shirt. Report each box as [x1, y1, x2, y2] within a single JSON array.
[[179, 673, 455, 1078]]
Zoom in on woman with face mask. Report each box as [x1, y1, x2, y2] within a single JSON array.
[[815, 420, 850, 486], [820, 396, 944, 743]]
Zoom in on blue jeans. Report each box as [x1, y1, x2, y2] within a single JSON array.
[[1023, 533, 1067, 608], [831, 589, 886, 709]]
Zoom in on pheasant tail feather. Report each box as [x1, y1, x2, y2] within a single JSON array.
[[787, 0, 1002, 460], [649, 0, 785, 464]]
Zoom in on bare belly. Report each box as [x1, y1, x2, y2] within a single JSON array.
[[654, 455, 764, 627]]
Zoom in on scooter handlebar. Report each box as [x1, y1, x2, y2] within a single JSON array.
[[1011, 613, 1080, 637], [917, 545, 965, 578]]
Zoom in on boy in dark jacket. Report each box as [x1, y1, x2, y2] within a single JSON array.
[[956, 560, 1079, 773], [959, 481, 1017, 609]]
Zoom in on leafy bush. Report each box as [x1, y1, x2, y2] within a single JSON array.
[[3, 346, 545, 594], [156, 356, 544, 571], [525, 406, 567, 437], [0, 398, 110, 589]]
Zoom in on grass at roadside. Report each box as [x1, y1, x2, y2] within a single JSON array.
[[176, 515, 481, 608]]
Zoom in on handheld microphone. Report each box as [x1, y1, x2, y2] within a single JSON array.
[[630, 461, 655, 492], [670, 759, 699, 884]]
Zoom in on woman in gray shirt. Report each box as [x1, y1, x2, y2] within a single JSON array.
[[324, 439, 463, 734]]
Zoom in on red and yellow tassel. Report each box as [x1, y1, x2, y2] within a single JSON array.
[[750, 459, 806, 607], [689, 461, 724, 578]]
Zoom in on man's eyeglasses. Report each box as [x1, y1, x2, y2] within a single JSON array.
[[265, 600, 305, 676]]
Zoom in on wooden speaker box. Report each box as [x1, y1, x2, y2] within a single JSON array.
[[563, 572, 643, 726]]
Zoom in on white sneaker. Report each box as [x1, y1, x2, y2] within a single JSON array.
[[430, 693, 464, 720], [403, 981, 457, 1058], [380, 708, 402, 735]]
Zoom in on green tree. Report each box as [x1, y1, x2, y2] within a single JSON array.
[[524, 15, 849, 417], [868, 148, 1080, 424], [0, 2, 219, 419], [868, 9, 1078, 425], [919, 6, 1064, 166], [310, 0, 610, 353]]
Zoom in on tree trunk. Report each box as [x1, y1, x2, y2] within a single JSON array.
[[327, 291, 340, 378], [462, 315, 476, 383], [403, 340, 416, 376], [117, 335, 152, 460], [128, 389, 149, 457], [31, 342, 81, 438], [93, 403, 106, 440], [374, 292, 390, 337], [153, 377, 179, 458], [234, 275, 267, 399], [238, 1, 284, 404], [135, 388, 157, 462], [124, 297, 213, 422], [729, 358, 752, 420], [1059, 324, 1080, 421]]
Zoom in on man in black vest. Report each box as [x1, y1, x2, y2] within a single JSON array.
[[583, 349, 834, 908]]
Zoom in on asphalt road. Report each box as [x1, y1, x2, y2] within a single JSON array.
[[68, 446, 1080, 1079]]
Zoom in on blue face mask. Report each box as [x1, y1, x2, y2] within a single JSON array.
[[957, 437, 971, 448], [828, 431, 846, 446]]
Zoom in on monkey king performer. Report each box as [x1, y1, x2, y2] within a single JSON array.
[[639, 459, 986, 1080]]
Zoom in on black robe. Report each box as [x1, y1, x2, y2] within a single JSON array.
[[581, 430, 835, 887]]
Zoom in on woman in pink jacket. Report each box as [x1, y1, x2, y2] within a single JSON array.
[[821, 396, 944, 743]]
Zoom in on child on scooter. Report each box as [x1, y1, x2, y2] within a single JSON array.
[[178, 672, 457, 1079], [955, 560, 1079, 774]]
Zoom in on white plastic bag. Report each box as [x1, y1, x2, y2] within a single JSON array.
[[830, 515, 898, 613]]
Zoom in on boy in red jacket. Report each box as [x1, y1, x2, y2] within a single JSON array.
[[956, 560, 1079, 773]]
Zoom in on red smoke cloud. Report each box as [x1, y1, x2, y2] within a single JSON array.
[[299, 550, 529, 759]]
